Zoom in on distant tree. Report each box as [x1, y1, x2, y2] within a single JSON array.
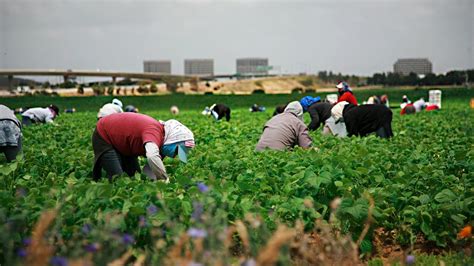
[[117, 78, 135, 86], [137, 86, 150, 94], [77, 84, 84, 95], [420, 73, 437, 86], [386, 72, 402, 86], [300, 77, 314, 87], [42, 81, 51, 88], [292, 87, 303, 94], [150, 83, 158, 93], [318, 71, 328, 82], [92, 85, 105, 95], [404, 72, 419, 86]]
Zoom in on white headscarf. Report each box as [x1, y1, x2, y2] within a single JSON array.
[[284, 101, 304, 121], [162, 119, 195, 146], [331, 101, 349, 122], [112, 98, 123, 108]]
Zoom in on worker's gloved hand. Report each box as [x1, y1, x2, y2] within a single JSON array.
[[143, 162, 169, 183], [144, 142, 170, 183]]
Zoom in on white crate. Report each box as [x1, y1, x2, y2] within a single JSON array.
[[429, 90, 442, 109]]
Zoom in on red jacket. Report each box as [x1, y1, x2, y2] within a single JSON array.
[[337, 92, 358, 105]]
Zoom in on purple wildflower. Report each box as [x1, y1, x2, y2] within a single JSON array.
[[406, 255, 415, 265], [191, 201, 204, 220], [122, 233, 135, 245], [17, 248, 27, 257], [146, 204, 158, 215], [197, 183, 209, 193], [50, 256, 68, 266], [139, 215, 148, 228], [187, 228, 207, 238], [241, 258, 257, 266], [84, 243, 99, 253], [22, 238, 32, 246], [81, 224, 92, 235]]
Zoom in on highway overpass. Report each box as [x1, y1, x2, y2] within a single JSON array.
[[0, 69, 277, 90]]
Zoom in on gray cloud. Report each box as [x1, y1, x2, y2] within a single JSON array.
[[1, 0, 472, 78]]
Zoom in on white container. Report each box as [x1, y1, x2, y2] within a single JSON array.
[[429, 90, 442, 109], [326, 94, 338, 104]]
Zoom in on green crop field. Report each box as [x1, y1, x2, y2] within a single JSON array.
[[0, 87, 473, 265]]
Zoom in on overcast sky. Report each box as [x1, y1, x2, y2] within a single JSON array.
[[0, 0, 473, 78]]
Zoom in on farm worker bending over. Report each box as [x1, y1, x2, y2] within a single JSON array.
[[125, 105, 139, 113], [272, 103, 288, 116], [202, 104, 231, 121], [256, 101, 312, 151], [0, 105, 22, 162], [250, 104, 266, 112], [336, 82, 358, 105], [21, 105, 59, 126], [92, 113, 195, 182], [343, 103, 393, 138], [400, 98, 425, 115], [300, 96, 332, 131], [97, 98, 123, 119]]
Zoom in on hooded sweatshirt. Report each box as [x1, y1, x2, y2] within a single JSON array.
[[0, 105, 20, 127], [0, 105, 21, 146], [255, 101, 312, 151]]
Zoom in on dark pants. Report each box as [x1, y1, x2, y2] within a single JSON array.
[[375, 126, 392, 139], [0, 137, 22, 162], [94, 149, 140, 181], [21, 116, 34, 126]]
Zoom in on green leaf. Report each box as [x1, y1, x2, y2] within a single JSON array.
[[434, 189, 457, 203], [360, 239, 373, 254], [419, 194, 430, 204], [450, 214, 466, 225], [122, 200, 132, 214], [420, 221, 431, 236]]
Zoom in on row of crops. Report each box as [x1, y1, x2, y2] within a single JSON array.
[[0, 87, 473, 264]]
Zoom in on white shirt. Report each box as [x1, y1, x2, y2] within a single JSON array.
[[413, 99, 426, 112], [97, 103, 123, 118], [22, 107, 55, 123], [144, 142, 169, 182]]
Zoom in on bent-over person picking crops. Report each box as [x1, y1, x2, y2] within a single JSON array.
[[92, 112, 195, 182]]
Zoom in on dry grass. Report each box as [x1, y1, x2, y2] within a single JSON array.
[[257, 225, 296, 266], [25, 209, 57, 266], [23, 196, 379, 266]]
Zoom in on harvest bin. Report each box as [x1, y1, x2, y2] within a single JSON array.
[[429, 90, 442, 109]]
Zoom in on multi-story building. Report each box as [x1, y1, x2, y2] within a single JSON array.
[[143, 60, 172, 74], [184, 59, 214, 76], [393, 58, 432, 76], [236, 58, 269, 75]]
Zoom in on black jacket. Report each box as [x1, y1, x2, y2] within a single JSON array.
[[272, 104, 288, 116], [307, 102, 332, 131], [212, 104, 231, 121], [343, 104, 393, 137]]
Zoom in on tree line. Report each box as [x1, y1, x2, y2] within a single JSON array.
[[366, 70, 474, 86]]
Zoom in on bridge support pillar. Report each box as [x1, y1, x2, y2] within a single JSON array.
[[112, 77, 117, 95], [7, 75, 13, 91], [63, 75, 68, 85]]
